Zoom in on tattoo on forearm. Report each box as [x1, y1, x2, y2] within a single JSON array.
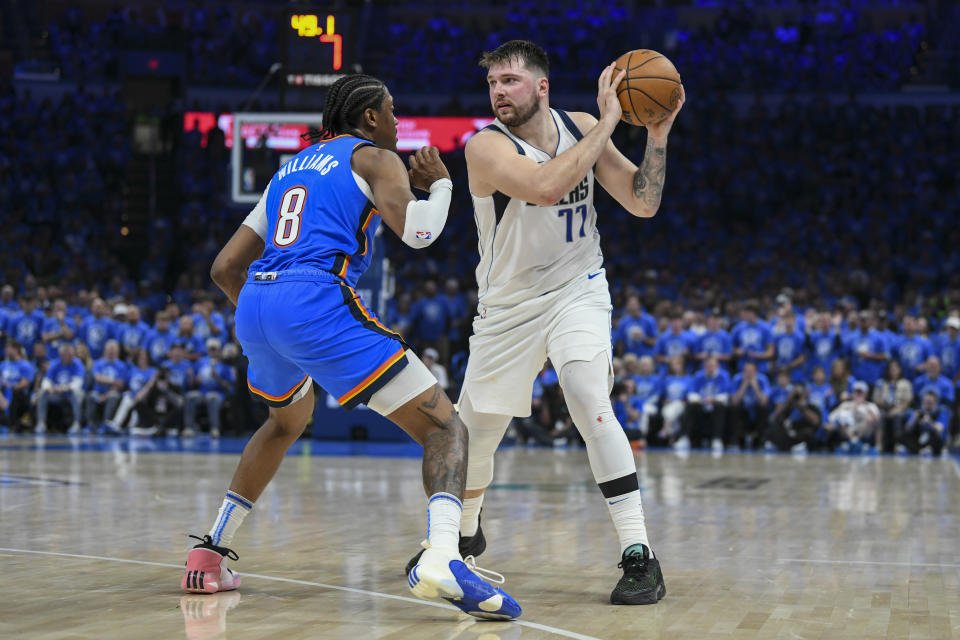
[[418, 388, 467, 497], [632, 138, 667, 209]]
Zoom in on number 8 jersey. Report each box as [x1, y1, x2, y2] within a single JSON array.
[[471, 109, 603, 309], [248, 134, 380, 287]]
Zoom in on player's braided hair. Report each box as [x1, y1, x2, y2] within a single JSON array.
[[302, 74, 387, 143]]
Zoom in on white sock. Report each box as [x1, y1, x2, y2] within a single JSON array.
[[459, 495, 484, 537], [427, 493, 462, 552], [208, 490, 253, 547], [606, 489, 650, 555]]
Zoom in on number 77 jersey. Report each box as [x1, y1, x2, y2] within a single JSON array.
[[470, 109, 603, 309], [248, 134, 381, 288]]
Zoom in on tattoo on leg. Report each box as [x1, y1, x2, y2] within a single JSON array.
[[632, 137, 667, 210], [418, 392, 467, 497]]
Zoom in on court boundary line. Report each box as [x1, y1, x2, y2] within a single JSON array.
[[777, 557, 960, 568], [0, 547, 601, 640]]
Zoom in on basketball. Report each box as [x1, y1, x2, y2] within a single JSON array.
[[614, 49, 682, 126]]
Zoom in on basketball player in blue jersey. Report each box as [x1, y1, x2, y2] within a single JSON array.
[[404, 40, 683, 606], [180, 74, 520, 621]]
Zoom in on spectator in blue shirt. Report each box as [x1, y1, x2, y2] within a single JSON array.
[[730, 361, 771, 449], [627, 355, 663, 442], [108, 348, 159, 433], [163, 342, 195, 393], [145, 312, 175, 364], [769, 370, 794, 409], [191, 297, 227, 341], [805, 312, 843, 379], [36, 342, 85, 434], [387, 292, 414, 339], [114, 304, 151, 357], [895, 315, 932, 378], [0, 340, 36, 431], [896, 390, 949, 456], [41, 299, 77, 361], [685, 356, 731, 452], [443, 278, 469, 345], [913, 356, 954, 408], [173, 315, 206, 360], [772, 311, 806, 383], [184, 338, 236, 438], [655, 312, 692, 374], [694, 314, 732, 368], [933, 317, 960, 383], [846, 310, 889, 386], [732, 303, 774, 373], [658, 356, 691, 449], [0, 284, 18, 313], [87, 339, 129, 433], [79, 298, 115, 359], [616, 295, 658, 358], [409, 280, 451, 358], [6, 294, 44, 352], [807, 366, 835, 420]]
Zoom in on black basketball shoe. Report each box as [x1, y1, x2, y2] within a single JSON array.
[[404, 512, 487, 576], [610, 544, 666, 605]]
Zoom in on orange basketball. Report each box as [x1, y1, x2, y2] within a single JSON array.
[[614, 50, 682, 126]]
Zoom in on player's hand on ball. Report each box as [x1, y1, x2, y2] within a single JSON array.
[[597, 63, 627, 127], [408, 146, 450, 191], [645, 84, 685, 143]]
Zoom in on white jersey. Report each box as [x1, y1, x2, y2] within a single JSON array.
[[471, 108, 603, 308]]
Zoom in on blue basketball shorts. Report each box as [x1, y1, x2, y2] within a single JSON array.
[[235, 271, 408, 409]]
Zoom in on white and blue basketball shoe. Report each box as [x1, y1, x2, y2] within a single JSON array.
[[408, 544, 521, 620]]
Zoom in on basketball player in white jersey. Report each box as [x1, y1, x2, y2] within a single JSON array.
[[405, 40, 684, 605]]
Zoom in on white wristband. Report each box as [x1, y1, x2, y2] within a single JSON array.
[[401, 178, 452, 248]]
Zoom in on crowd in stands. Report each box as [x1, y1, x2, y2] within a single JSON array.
[[4, 4, 959, 454], [0, 289, 246, 437], [41, 4, 280, 86], [34, 3, 942, 93]]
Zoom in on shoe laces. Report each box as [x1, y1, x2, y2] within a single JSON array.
[[464, 555, 505, 585], [188, 534, 239, 561], [618, 552, 649, 576]]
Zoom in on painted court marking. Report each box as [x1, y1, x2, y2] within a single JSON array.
[[778, 558, 960, 569], [0, 547, 601, 640]]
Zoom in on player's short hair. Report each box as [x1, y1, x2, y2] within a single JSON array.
[[480, 40, 549, 78], [304, 74, 388, 143]]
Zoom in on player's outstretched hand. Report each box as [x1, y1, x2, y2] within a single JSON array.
[[408, 146, 450, 192], [645, 84, 685, 143], [597, 63, 626, 127]]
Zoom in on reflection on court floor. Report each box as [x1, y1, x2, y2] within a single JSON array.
[[2, 435, 959, 639]]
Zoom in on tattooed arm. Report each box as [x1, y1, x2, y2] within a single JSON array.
[[571, 86, 684, 218]]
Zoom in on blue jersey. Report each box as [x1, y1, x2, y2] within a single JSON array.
[[249, 135, 379, 287], [80, 317, 115, 359], [807, 382, 835, 419], [92, 358, 129, 393], [690, 369, 731, 399], [127, 365, 157, 394], [6, 310, 44, 348], [895, 335, 931, 376], [806, 329, 841, 376], [695, 330, 733, 361], [631, 374, 663, 406], [773, 331, 806, 382], [662, 374, 692, 402], [163, 359, 194, 391], [1, 359, 35, 389]]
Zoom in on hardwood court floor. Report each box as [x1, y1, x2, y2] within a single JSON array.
[[1, 436, 959, 640]]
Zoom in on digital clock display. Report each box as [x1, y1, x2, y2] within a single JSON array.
[[289, 14, 342, 70], [283, 10, 355, 89]]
